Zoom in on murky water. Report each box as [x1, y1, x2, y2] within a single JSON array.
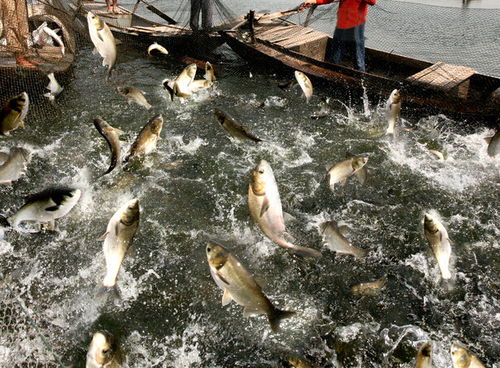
[[1, 38, 499, 367]]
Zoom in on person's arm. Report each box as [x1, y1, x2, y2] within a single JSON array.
[[299, 0, 335, 9]]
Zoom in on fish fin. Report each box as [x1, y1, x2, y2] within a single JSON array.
[[337, 225, 351, 237], [269, 309, 295, 333], [283, 212, 296, 224], [282, 231, 296, 243], [163, 80, 175, 101], [243, 307, 262, 317], [221, 289, 233, 306], [292, 246, 322, 258], [355, 166, 368, 185], [0, 215, 11, 227], [484, 137, 492, 144], [259, 197, 270, 218], [216, 271, 230, 286], [98, 231, 109, 241], [19, 120, 25, 128], [44, 205, 59, 212], [92, 47, 98, 55]]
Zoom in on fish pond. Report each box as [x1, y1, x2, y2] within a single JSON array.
[[1, 2, 499, 367]]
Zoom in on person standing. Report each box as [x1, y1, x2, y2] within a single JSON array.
[[190, 0, 213, 31], [300, 0, 376, 72], [106, 0, 118, 13]]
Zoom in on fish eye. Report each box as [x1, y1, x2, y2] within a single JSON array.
[[102, 348, 109, 354], [207, 246, 211, 252], [258, 170, 264, 174]]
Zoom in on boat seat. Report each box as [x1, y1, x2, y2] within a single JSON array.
[[406, 62, 475, 96]]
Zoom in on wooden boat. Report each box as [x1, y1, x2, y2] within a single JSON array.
[[222, 11, 500, 125], [0, 1, 76, 106], [71, 0, 227, 56]]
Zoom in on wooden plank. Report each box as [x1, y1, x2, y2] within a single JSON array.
[[407, 62, 475, 91]]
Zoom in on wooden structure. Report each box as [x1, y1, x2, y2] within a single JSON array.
[[222, 12, 500, 125], [71, 0, 230, 56]]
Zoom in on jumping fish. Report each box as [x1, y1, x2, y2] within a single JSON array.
[[189, 79, 213, 93], [385, 89, 401, 137], [248, 160, 321, 258], [86, 331, 123, 368], [116, 86, 151, 109], [204, 61, 215, 82], [415, 342, 432, 368], [214, 108, 261, 142], [125, 114, 163, 161], [206, 241, 295, 332], [0, 92, 29, 135], [294, 70, 313, 103], [423, 212, 452, 280], [327, 157, 368, 191], [485, 129, 500, 157], [99, 199, 140, 297], [94, 117, 124, 176], [351, 277, 386, 296], [147, 42, 168, 56], [7, 187, 81, 230], [163, 63, 197, 100], [87, 12, 117, 77], [44, 73, 64, 101], [0, 147, 30, 184], [450, 344, 485, 368], [285, 356, 318, 368], [320, 221, 367, 258]]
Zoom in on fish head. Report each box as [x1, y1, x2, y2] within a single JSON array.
[[116, 86, 129, 96], [294, 70, 304, 81], [450, 344, 471, 368], [61, 188, 82, 205], [351, 157, 368, 171], [205, 62, 213, 73], [423, 213, 438, 233], [213, 108, 226, 125], [10, 147, 30, 161], [87, 12, 104, 31], [251, 160, 272, 196], [10, 92, 29, 111], [419, 342, 432, 358], [93, 117, 110, 133], [390, 89, 401, 104], [120, 199, 140, 226], [148, 115, 164, 135], [177, 64, 197, 84], [87, 332, 113, 365], [206, 241, 228, 270]]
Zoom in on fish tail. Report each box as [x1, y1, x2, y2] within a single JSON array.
[[274, 237, 322, 258], [0, 215, 11, 227], [269, 309, 295, 333]]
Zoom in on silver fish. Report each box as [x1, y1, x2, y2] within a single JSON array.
[[117, 86, 151, 110], [423, 213, 452, 280], [248, 160, 321, 258], [286, 356, 318, 368], [189, 79, 213, 93], [450, 344, 485, 368], [206, 241, 295, 332], [415, 342, 432, 368], [204, 61, 215, 82], [320, 221, 367, 258], [147, 42, 168, 56], [0, 147, 30, 184], [94, 117, 124, 176], [86, 331, 123, 368], [100, 199, 140, 296], [44, 73, 64, 101], [0, 92, 29, 135], [385, 89, 401, 137], [214, 108, 261, 142], [485, 129, 500, 157], [294, 70, 313, 103], [42, 26, 65, 55], [163, 63, 197, 100], [87, 12, 117, 77], [125, 114, 163, 161], [328, 157, 368, 191], [8, 187, 81, 230]]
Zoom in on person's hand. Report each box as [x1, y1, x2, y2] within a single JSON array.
[[299, 0, 316, 9]]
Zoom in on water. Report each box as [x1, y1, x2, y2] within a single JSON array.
[[1, 1, 500, 367]]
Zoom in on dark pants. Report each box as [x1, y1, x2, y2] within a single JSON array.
[[329, 24, 366, 72], [190, 0, 213, 31]]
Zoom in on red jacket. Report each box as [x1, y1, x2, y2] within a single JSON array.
[[316, 0, 376, 29]]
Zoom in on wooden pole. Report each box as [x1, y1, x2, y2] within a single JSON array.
[[0, 0, 29, 53]]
